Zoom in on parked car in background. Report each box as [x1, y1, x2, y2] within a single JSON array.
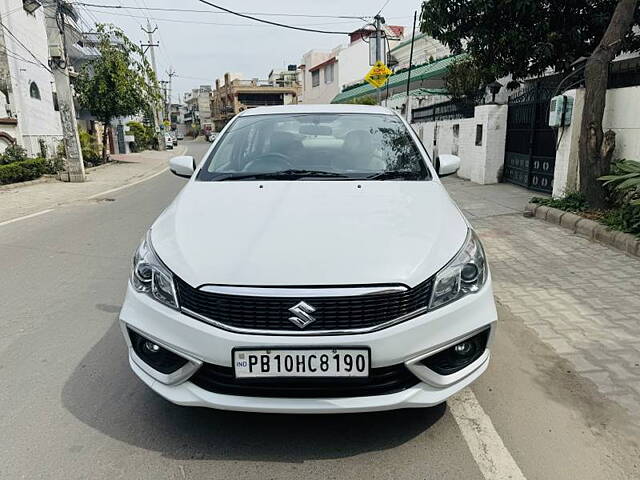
[[176, 132, 184, 141], [121, 104, 496, 414], [164, 134, 173, 150]]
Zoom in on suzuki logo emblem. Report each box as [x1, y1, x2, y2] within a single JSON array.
[[288, 301, 317, 329]]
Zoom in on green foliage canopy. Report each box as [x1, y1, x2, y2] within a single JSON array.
[[443, 56, 491, 103], [76, 24, 161, 126], [420, 0, 640, 80]]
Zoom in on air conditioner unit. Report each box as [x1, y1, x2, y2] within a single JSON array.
[[549, 94, 574, 127]]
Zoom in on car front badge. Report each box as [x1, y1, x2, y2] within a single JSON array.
[[287, 301, 317, 329]]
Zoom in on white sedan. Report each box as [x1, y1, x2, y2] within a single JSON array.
[[120, 104, 497, 413]]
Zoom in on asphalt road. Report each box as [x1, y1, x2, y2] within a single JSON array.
[[1, 140, 637, 480]]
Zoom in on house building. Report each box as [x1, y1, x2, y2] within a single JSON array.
[[185, 85, 212, 134], [268, 65, 300, 88], [0, 0, 62, 156], [389, 32, 451, 69], [299, 47, 342, 104], [210, 71, 301, 131], [300, 25, 405, 105], [168, 103, 188, 137], [331, 29, 455, 112]]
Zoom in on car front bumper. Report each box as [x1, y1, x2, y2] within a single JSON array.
[[119, 278, 497, 413]]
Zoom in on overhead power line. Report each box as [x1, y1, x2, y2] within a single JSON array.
[[71, 2, 367, 20], [0, 21, 53, 73], [195, 0, 351, 34], [1, 46, 48, 69], [82, 8, 361, 28], [377, 0, 393, 16]]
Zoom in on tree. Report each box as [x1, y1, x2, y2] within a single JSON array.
[[76, 24, 161, 162], [346, 96, 378, 105], [579, 0, 638, 207], [421, 0, 640, 205], [443, 56, 493, 104]]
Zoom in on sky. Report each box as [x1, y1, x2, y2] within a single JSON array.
[[75, 0, 423, 103]]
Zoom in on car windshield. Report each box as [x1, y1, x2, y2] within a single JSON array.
[[197, 113, 430, 181]]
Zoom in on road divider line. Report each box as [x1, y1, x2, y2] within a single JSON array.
[[0, 209, 53, 227], [449, 388, 527, 480], [88, 145, 186, 200], [87, 167, 169, 199], [1, 147, 188, 227]]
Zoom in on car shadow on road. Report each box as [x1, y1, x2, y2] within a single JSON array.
[[62, 320, 446, 462]]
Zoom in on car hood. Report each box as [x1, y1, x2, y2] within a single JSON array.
[[151, 180, 468, 288]]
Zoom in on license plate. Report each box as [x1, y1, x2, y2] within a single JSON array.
[[233, 348, 370, 378]]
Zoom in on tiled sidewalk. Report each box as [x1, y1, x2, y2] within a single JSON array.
[[443, 177, 640, 418]]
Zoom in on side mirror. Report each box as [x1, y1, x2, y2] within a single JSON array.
[[436, 154, 460, 177], [169, 156, 196, 179]]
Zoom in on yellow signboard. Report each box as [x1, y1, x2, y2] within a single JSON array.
[[364, 61, 392, 88]]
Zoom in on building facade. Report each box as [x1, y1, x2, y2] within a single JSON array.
[[210, 71, 301, 131], [185, 85, 212, 134], [300, 26, 405, 105], [168, 103, 188, 137], [0, 0, 62, 156]]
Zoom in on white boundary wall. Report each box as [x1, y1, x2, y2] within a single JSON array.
[[411, 104, 508, 184], [553, 86, 640, 197]]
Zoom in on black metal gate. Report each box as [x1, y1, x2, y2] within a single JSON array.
[[503, 82, 557, 193]]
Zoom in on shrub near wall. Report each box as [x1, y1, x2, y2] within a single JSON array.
[[0, 158, 47, 185]]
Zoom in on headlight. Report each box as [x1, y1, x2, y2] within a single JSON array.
[[131, 231, 179, 310], [429, 229, 487, 309]]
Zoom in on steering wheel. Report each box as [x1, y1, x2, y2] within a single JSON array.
[[243, 153, 292, 172]]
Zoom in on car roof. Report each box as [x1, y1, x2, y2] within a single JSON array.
[[238, 104, 396, 117]]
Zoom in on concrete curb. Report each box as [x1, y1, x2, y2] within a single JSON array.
[[0, 174, 57, 192], [524, 203, 640, 258]]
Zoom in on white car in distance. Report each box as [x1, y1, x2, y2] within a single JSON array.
[[121, 104, 497, 414], [164, 133, 173, 150]]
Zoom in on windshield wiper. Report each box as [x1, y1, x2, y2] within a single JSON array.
[[215, 169, 349, 181], [366, 171, 423, 180]]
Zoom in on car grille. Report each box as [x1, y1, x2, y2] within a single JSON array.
[[174, 277, 433, 333], [189, 362, 420, 398]]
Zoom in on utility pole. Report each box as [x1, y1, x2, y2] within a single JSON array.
[[141, 19, 165, 150], [166, 67, 176, 118], [45, 0, 85, 182], [159, 80, 169, 120], [374, 14, 384, 105], [405, 11, 417, 121]]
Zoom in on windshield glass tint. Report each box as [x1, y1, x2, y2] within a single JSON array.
[[197, 113, 429, 181]]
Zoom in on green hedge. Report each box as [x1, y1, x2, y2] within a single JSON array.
[[0, 158, 47, 185]]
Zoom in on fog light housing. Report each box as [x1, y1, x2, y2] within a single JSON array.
[[422, 328, 490, 375], [128, 328, 188, 374]]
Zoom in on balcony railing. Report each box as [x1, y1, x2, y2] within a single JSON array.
[[229, 79, 300, 88]]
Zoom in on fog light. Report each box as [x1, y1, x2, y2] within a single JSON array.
[[422, 328, 490, 375], [453, 341, 474, 356], [128, 328, 188, 374], [143, 341, 161, 354]]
